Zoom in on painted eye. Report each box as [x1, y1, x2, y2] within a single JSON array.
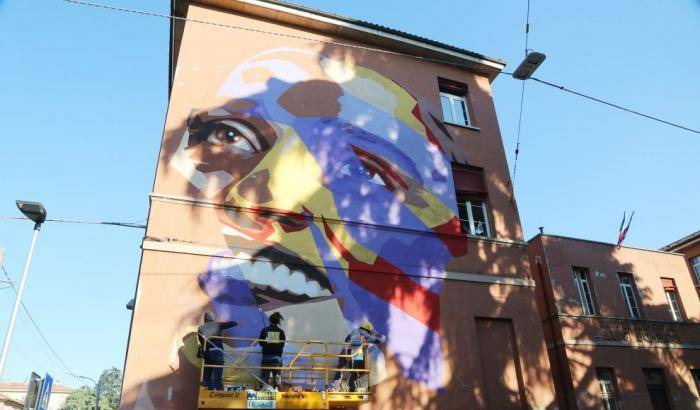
[[339, 163, 387, 186], [205, 120, 261, 154]]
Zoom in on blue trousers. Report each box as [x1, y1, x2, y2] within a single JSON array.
[[347, 360, 365, 392], [203, 348, 224, 390]]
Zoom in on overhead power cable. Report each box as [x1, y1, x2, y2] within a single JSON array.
[[511, 0, 532, 186], [62, 0, 505, 72], [0, 216, 145, 229], [530, 77, 700, 134], [1, 266, 77, 378], [62, 0, 700, 137]]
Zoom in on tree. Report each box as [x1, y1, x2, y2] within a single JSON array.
[[97, 367, 122, 409], [60, 367, 122, 410], [60, 386, 95, 410]]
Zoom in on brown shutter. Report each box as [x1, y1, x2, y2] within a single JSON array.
[[452, 166, 487, 195], [661, 278, 676, 291]]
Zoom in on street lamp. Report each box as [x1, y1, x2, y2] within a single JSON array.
[[512, 51, 546, 80], [0, 201, 47, 379]]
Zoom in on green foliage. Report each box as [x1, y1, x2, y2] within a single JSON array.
[[59, 367, 122, 410], [97, 367, 122, 409], [59, 386, 95, 410]]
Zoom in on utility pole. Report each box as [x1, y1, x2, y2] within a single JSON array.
[[95, 379, 101, 410], [74, 374, 100, 410]]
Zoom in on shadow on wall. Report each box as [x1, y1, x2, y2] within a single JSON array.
[[537, 248, 700, 410], [121, 43, 556, 409]]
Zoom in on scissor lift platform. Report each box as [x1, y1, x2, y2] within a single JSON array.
[[198, 389, 370, 409], [196, 337, 373, 409]]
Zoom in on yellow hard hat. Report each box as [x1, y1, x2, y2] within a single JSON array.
[[360, 320, 374, 332]]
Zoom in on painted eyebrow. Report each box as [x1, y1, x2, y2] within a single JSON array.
[[349, 128, 423, 182], [350, 144, 409, 190]]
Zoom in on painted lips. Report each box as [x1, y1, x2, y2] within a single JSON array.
[[223, 242, 334, 309]]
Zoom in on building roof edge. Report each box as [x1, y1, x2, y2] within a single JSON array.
[[660, 230, 700, 252], [527, 233, 684, 257], [177, 0, 506, 80]]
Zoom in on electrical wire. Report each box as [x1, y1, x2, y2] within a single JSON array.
[[61, 0, 700, 137], [530, 76, 700, 134], [0, 290, 49, 378], [511, 81, 526, 184], [511, 0, 531, 186], [0, 216, 145, 229], [524, 0, 531, 54], [61, 0, 506, 73], [1, 266, 79, 379]]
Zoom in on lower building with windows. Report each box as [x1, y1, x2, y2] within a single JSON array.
[[528, 234, 700, 410], [662, 230, 700, 299]]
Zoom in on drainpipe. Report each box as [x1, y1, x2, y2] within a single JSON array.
[[534, 250, 573, 410]]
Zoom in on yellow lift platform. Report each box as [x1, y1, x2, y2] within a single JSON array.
[[197, 336, 373, 409]]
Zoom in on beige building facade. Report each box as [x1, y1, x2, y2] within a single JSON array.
[[0, 382, 73, 410]]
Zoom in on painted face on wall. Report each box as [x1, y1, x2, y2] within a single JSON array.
[[170, 48, 466, 388]]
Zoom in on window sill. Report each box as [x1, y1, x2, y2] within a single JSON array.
[[444, 121, 481, 132], [555, 313, 700, 326]]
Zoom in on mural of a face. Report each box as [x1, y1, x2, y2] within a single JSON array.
[[170, 48, 466, 389]]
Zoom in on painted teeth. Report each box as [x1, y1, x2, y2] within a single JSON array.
[[228, 252, 331, 298]]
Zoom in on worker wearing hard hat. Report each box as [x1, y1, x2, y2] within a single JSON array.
[[332, 320, 385, 392]]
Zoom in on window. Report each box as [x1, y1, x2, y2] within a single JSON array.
[[644, 369, 671, 410], [661, 278, 684, 322], [573, 267, 597, 315], [618, 272, 642, 319], [596, 368, 620, 410], [439, 79, 472, 127], [665, 291, 682, 321], [456, 197, 491, 237], [691, 256, 700, 283]]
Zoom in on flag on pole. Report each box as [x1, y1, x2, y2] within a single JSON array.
[[616, 211, 634, 247], [617, 212, 626, 243]]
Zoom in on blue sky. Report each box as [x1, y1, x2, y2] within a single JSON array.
[[0, 0, 698, 387]]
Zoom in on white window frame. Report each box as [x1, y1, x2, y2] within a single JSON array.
[[573, 267, 596, 315], [665, 289, 683, 321], [691, 256, 700, 283], [440, 91, 471, 127], [618, 273, 642, 319], [596, 368, 620, 410], [456, 199, 492, 237]]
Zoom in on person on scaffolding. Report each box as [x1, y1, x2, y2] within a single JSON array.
[[197, 311, 237, 390], [258, 312, 286, 390], [332, 321, 385, 392]]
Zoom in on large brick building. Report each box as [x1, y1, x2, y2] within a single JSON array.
[[120, 0, 558, 408]]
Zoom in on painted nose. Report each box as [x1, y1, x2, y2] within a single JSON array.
[[236, 169, 272, 204]]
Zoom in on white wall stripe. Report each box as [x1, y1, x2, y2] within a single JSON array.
[[141, 239, 535, 287]]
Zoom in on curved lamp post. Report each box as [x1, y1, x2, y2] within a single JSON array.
[[0, 201, 47, 379]]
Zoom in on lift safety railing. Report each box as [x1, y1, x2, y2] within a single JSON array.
[[199, 336, 373, 395]]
